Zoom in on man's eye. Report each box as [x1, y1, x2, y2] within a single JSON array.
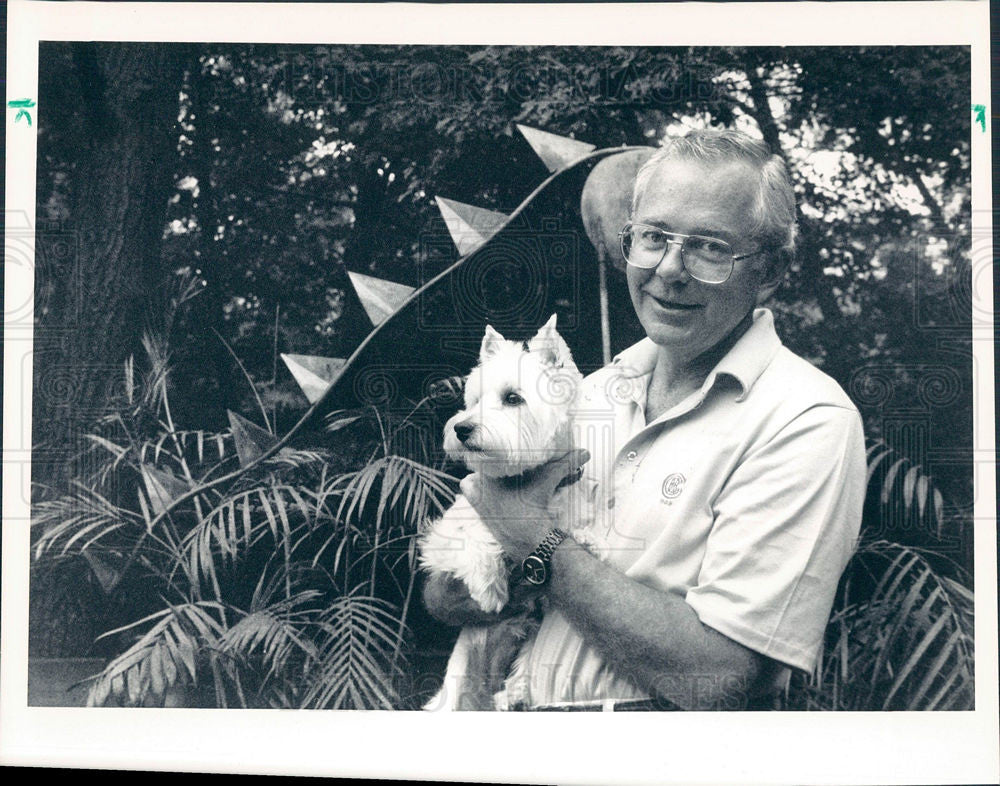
[[503, 391, 524, 406], [689, 236, 730, 256], [639, 228, 666, 247]]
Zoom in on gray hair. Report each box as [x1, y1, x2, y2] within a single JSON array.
[[631, 129, 798, 271]]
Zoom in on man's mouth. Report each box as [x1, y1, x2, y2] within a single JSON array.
[[646, 292, 702, 311]]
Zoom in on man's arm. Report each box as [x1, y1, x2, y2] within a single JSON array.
[[419, 527, 758, 708], [547, 538, 764, 710], [458, 452, 766, 710]]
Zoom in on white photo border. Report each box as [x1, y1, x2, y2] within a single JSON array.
[[3, 2, 996, 783]]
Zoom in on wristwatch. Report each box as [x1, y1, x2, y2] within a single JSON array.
[[518, 528, 568, 586]]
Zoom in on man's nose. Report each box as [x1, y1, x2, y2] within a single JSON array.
[[654, 241, 690, 282]]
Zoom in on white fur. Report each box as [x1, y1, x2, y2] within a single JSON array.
[[418, 494, 510, 613], [419, 315, 607, 711]]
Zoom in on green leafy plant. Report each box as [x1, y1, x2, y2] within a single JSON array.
[[788, 539, 974, 710], [31, 334, 457, 709]]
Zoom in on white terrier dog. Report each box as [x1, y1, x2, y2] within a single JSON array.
[[419, 315, 605, 711]]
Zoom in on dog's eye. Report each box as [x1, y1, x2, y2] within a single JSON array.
[[502, 391, 524, 407]]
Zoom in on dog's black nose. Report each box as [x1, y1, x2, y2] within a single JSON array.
[[454, 422, 475, 443]]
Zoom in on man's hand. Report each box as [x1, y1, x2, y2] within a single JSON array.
[[459, 448, 591, 561]]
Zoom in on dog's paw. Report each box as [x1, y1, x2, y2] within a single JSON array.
[[468, 571, 509, 614]]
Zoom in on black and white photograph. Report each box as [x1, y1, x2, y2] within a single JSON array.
[[2, 1, 997, 783]]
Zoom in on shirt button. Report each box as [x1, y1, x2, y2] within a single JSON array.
[[626, 451, 638, 462], [607, 497, 615, 510]]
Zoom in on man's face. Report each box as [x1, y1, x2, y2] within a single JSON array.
[[627, 156, 773, 364]]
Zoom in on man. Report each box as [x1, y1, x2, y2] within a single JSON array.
[[424, 129, 867, 710]]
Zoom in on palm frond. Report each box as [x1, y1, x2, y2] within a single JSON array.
[[300, 593, 404, 709], [139, 332, 172, 412], [32, 485, 143, 559], [334, 455, 456, 533], [178, 482, 322, 596], [218, 590, 321, 693], [796, 540, 974, 711], [86, 601, 227, 707], [263, 447, 330, 469], [864, 438, 946, 538], [136, 428, 235, 471], [35, 326, 451, 709], [325, 409, 368, 433], [85, 433, 129, 462]]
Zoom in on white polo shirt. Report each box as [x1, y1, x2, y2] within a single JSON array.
[[517, 308, 867, 705]]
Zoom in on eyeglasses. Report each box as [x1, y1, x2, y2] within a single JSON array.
[[618, 223, 763, 285]]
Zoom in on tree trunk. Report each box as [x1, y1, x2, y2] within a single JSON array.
[[32, 43, 188, 485]]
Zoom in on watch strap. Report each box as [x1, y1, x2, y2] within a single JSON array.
[[533, 528, 568, 563]]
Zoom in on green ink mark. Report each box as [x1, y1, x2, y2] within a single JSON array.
[[8, 98, 36, 126], [972, 104, 986, 133]]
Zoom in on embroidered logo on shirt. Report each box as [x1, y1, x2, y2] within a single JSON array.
[[661, 473, 686, 500]]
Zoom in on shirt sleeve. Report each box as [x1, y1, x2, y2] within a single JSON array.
[[684, 404, 867, 673]]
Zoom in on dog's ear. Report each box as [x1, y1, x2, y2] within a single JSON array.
[[527, 314, 571, 368], [479, 324, 506, 361]]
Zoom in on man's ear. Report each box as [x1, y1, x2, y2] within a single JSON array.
[[754, 250, 791, 305], [754, 278, 781, 306], [479, 325, 506, 360], [526, 314, 571, 367]]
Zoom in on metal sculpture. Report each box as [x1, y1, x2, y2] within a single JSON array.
[[156, 129, 654, 515]]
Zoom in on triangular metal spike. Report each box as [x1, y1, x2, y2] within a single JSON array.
[[347, 271, 415, 327], [281, 353, 346, 404], [139, 464, 191, 515], [227, 410, 279, 468], [516, 124, 596, 173], [82, 549, 120, 594], [435, 196, 509, 256]]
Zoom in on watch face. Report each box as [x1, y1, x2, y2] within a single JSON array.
[[521, 555, 548, 585]]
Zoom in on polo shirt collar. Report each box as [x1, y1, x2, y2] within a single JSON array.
[[708, 308, 782, 401], [611, 308, 782, 403]]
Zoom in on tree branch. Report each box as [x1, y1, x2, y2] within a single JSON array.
[[738, 54, 842, 327], [743, 60, 784, 160], [906, 164, 948, 230], [890, 117, 948, 231]]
